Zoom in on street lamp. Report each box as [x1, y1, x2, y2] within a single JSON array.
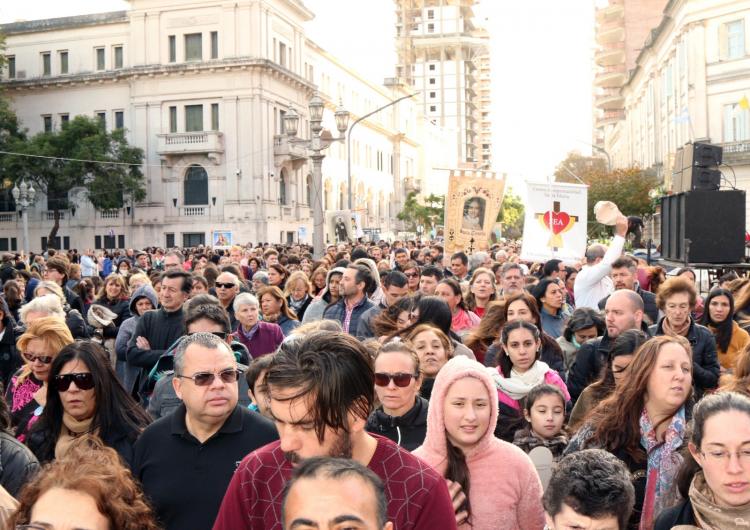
[[11, 179, 36, 257], [283, 92, 350, 257]]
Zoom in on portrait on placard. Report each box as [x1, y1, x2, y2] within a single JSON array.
[[325, 210, 354, 244], [462, 197, 486, 231], [212, 231, 232, 248]]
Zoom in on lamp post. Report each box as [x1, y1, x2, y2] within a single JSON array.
[[283, 92, 350, 258], [347, 92, 418, 210], [11, 179, 36, 257]]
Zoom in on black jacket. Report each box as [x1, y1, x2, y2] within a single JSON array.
[[0, 430, 40, 497], [0, 321, 19, 390], [568, 321, 652, 404], [654, 499, 696, 529], [650, 317, 720, 396], [598, 285, 659, 325], [63, 285, 84, 315], [126, 307, 185, 370], [64, 307, 89, 339], [94, 297, 131, 339], [366, 396, 428, 451]]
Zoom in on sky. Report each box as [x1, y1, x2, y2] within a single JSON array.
[[0, 0, 596, 191]]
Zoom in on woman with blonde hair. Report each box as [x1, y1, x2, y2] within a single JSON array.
[[6, 316, 74, 442], [284, 270, 313, 321]]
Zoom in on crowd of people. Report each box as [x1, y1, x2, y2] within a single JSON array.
[[1, 216, 750, 529]]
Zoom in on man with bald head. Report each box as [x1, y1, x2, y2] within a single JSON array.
[[215, 271, 240, 331], [573, 215, 628, 309], [568, 289, 648, 402]]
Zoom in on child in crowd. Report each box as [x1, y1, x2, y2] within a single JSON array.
[[512, 384, 569, 460]]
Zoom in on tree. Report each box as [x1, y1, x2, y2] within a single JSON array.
[[497, 191, 525, 239], [396, 191, 444, 232], [11, 116, 146, 244], [554, 151, 658, 238]]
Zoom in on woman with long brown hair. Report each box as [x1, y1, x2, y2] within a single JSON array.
[[464, 267, 497, 318], [482, 291, 566, 374], [565, 335, 694, 529], [463, 300, 505, 365], [257, 285, 299, 336]]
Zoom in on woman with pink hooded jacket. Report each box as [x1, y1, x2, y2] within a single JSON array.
[[413, 355, 545, 530]]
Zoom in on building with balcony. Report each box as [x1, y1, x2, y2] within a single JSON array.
[[593, 0, 667, 149], [394, 0, 488, 166], [0, 0, 450, 251], [606, 0, 750, 231]]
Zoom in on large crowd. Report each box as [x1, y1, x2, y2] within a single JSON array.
[[0, 212, 750, 529]]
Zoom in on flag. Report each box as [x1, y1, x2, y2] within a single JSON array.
[[740, 95, 750, 110]]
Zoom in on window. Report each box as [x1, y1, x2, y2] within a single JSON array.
[[117, 235, 125, 248], [185, 105, 203, 132], [279, 170, 287, 205], [168, 35, 176, 62], [427, 23, 434, 33], [182, 233, 205, 247], [427, 9, 434, 19], [114, 46, 123, 69], [43, 115, 52, 132], [429, 78, 435, 85], [184, 165, 209, 205], [210, 31, 218, 59], [95, 47, 105, 70], [165, 233, 175, 248], [306, 174, 312, 205], [429, 91, 436, 98], [42, 52, 51, 76], [169, 106, 177, 133], [103, 234, 115, 248], [60, 114, 69, 126], [429, 64, 435, 71], [723, 103, 749, 142], [114, 111, 124, 129], [429, 105, 436, 112], [211, 103, 219, 130], [7, 56, 15, 79], [279, 42, 287, 67], [59, 51, 68, 74], [727, 20, 745, 59], [185, 33, 202, 61], [97, 112, 106, 128]]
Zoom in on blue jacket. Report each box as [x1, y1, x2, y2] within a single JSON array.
[[323, 295, 375, 335]]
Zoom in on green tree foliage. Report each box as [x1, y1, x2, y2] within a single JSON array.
[[397, 191, 444, 231], [497, 191, 525, 239], [554, 151, 658, 238], [11, 115, 146, 243]]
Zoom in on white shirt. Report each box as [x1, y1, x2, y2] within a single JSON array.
[[573, 235, 625, 309], [80, 255, 97, 278]]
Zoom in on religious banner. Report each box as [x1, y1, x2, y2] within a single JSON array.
[[444, 169, 505, 255], [520, 181, 588, 262], [212, 230, 232, 249], [325, 210, 360, 244]]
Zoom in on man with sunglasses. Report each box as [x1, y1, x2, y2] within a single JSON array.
[[214, 271, 240, 331], [133, 332, 277, 530], [212, 331, 456, 530]]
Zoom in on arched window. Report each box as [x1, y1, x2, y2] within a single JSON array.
[[184, 165, 208, 205], [279, 169, 288, 205]]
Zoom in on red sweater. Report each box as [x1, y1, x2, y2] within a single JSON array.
[[212, 435, 457, 530]]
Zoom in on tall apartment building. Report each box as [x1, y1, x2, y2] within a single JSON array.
[[593, 0, 668, 149], [395, 0, 489, 167]]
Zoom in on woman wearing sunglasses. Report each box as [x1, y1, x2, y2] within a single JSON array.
[[7, 317, 74, 442], [366, 342, 428, 451], [26, 341, 151, 468]]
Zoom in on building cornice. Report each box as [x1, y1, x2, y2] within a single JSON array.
[[0, 57, 316, 92], [0, 11, 127, 35]]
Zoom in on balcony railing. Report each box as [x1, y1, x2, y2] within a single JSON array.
[[45, 211, 64, 220], [0, 213, 14, 223], [157, 131, 224, 165], [722, 140, 750, 164], [182, 206, 206, 217], [100, 210, 120, 219]]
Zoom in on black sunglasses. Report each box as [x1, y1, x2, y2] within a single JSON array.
[[215, 282, 237, 289], [22, 352, 53, 365], [374, 372, 417, 388], [52, 372, 95, 392], [176, 368, 241, 387]]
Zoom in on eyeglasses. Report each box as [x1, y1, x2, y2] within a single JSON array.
[[51, 372, 95, 392], [176, 368, 241, 387], [22, 352, 54, 364], [701, 449, 750, 465], [187, 331, 228, 340], [215, 282, 237, 289], [374, 372, 417, 387], [405, 272, 419, 278]]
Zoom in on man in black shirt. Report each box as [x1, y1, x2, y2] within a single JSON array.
[[132, 332, 277, 530]]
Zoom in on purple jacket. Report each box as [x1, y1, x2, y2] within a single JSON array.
[[232, 321, 284, 359]]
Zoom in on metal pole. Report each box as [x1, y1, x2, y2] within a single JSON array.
[[592, 144, 612, 173], [347, 92, 418, 210], [311, 153, 325, 259], [21, 207, 29, 257]]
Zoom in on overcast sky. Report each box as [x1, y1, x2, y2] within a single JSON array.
[[1, 0, 596, 191]]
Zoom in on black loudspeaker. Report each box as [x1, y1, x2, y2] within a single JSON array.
[[674, 142, 723, 192], [661, 190, 746, 264]]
